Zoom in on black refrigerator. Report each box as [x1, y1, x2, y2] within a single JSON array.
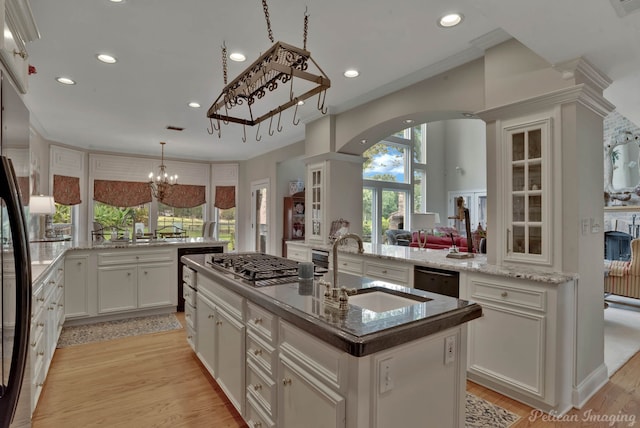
[[0, 71, 33, 428]]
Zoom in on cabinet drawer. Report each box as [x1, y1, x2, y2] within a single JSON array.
[[247, 330, 276, 377], [184, 301, 196, 330], [198, 276, 243, 320], [279, 321, 347, 391], [246, 302, 277, 344], [185, 323, 196, 351], [364, 261, 409, 285], [471, 280, 546, 311], [287, 245, 309, 262], [247, 359, 276, 417], [182, 266, 196, 287], [98, 249, 174, 266], [336, 254, 363, 275], [246, 394, 275, 428], [183, 285, 196, 308]]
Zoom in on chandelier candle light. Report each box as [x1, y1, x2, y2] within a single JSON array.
[[148, 142, 177, 202]]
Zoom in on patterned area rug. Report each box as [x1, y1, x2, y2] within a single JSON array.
[[57, 314, 183, 348], [466, 393, 520, 428]]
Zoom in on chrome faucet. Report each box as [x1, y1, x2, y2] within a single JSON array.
[[332, 233, 364, 287]]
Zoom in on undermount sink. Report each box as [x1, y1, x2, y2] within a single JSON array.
[[349, 289, 430, 313]]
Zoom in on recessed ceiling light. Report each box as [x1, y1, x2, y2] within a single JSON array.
[[4, 29, 12, 40], [229, 52, 246, 62], [360, 139, 367, 144], [462, 112, 475, 118], [297, 100, 304, 106], [56, 77, 76, 85], [404, 119, 414, 124], [109, 0, 124, 3], [188, 102, 201, 108], [344, 69, 359, 78], [96, 53, 117, 64], [438, 13, 463, 28]]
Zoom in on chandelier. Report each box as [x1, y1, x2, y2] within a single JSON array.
[[148, 142, 177, 202], [207, 0, 331, 142]]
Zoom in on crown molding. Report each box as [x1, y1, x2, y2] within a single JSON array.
[[475, 84, 616, 122], [553, 58, 612, 92]]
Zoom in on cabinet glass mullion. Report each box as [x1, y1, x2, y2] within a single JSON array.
[[508, 123, 546, 259]]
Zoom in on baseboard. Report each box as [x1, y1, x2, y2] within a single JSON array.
[[63, 306, 176, 327], [572, 363, 608, 409]]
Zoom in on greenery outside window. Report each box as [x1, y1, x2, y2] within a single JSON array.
[[216, 207, 236, 250], [157, 202, 204, 238], [93, 202, 149, 240]]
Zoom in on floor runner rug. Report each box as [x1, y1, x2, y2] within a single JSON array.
[[57, 313, 182, 348]]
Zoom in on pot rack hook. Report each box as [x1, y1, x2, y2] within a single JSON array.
[[317, 89, 327, 114], [242, 124, 247, 143], [268, 113, 275, 136], [207, 117, 215, 135], [293, 99, 301, 126], [256, 121, 262, 142], [277, 107, 283, 132]]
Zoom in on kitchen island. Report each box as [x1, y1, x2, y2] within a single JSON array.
[[287, 240, 578, 415], [181, 253, 482, 428]]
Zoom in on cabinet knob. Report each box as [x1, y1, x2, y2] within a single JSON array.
[[382, 269, 388, 274], [58, 285, 63, 288], [144, 271, 148, 275], [253, 348, 263, 356], [253, 383, 262, 391], [501, 291, 508, 298], [30, 341, 36, 347], [187, 335, 193, 340], [254, 422, 262, 428], [77, 262, 82, 266], [216, 321, 223, 326], [58, 303, 64, 307], [38, 351, 44, 356], [208, 314, 214, 319], [282, 378, 292, 386], [37, 297, 45, 302], [37, 322, 44, 327], [253, 317, 263, 325], [127, 272, 131, 276]]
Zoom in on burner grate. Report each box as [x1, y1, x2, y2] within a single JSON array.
[[206, 252, 316, 286]]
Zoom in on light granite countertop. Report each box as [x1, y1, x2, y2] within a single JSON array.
[[291, 241, 578, 285], [27, 238, 228, 283]]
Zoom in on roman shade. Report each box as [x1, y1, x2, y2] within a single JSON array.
[[53, 174, 82, 206], [93, 179, 152, 207], [160, 184, 206, 208], [214, 186, 236, 209]]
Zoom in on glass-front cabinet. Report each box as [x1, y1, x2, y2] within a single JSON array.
[[308, 163, 324, 242], [504, 118, 551, 265]]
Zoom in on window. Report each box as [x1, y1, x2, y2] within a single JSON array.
[[157, 202, 204, 238], [216, 207, 236, 250], [363, 124, 427, 245], [93, 202, 149, 240], [52, 203, 72, 237]]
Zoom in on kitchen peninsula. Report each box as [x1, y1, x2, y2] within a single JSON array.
[[181, 253, 482, 428]]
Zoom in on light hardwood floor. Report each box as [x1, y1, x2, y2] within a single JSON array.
[[32, 313, 640, 427]]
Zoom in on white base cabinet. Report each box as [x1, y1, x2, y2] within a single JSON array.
[[64, 254, 90, 319], [464, 272, 574, 413], [189, 268, 468, 428]]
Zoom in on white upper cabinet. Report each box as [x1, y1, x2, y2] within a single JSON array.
[[503, 116, 552, 265], [0, 0, 39, 93]]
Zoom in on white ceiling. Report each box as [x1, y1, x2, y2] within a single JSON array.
[[21, 0, 640, 161]]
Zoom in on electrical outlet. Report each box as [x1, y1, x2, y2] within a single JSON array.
[[444, 335, 456, 365], [379, 357, 394, 393]]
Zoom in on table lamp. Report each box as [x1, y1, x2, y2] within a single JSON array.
[[30, 195, 56, 240], [412, 212, 440, 249]]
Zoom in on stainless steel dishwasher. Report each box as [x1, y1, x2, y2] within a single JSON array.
[[413, 265, 460, 298]]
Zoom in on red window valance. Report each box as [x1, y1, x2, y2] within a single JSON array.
[[214, 186, 236, 209], [17, 176, 29, 206], [94, 179, 152, 207], [160, 184, 206, 208], [53, 174, 82, 206]]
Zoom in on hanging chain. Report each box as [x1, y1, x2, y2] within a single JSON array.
[[221, 42, 228, 85], [303, 7, 308, 50], [262, 0, 274, 43]]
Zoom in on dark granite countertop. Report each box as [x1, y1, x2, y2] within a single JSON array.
[[182, 254, 482, 357]]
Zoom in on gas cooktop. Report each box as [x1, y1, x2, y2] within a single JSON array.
[[206, 252, 324, 287]]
